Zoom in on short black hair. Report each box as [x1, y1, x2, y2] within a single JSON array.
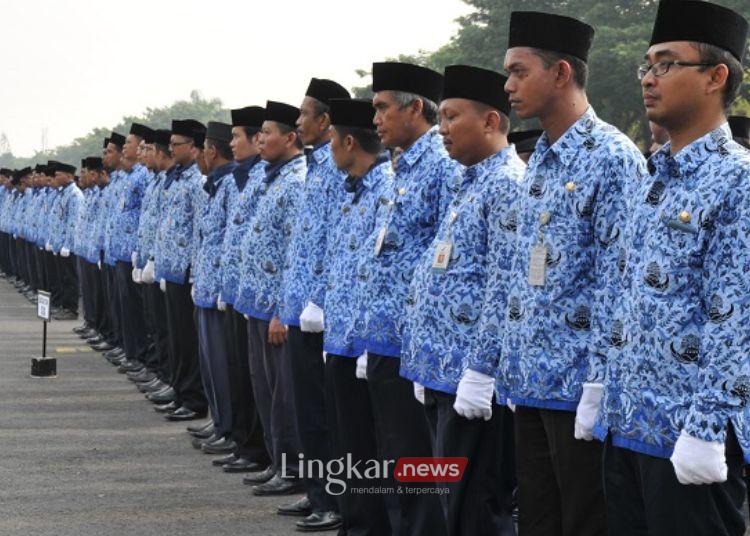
[[693, 42, 744, 110], [276, 122, 304, 149], [470, 102, 511, 135], [154, 142, 171, 157], [206, 138, 233, 160], [241, 126, 261, 139], [334, 126, 383, 155], [531, 48, 589, 89]]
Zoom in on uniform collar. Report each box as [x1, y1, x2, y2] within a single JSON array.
[[651, 123, 732, 180], [533, 107, 598, 170], [465, 144, 518, 185], [345, 152, 389, 204], [264, 153, 304, 185], [232, 154, 261, 192], [204, 161, 237, 197], [397, 126, 439, 172], [309, 141, 332, 166]]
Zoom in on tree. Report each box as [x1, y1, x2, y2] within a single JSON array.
[[355, 0, 750, 146], [0, 90, 229, 170]]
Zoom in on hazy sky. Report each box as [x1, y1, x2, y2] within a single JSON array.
[[1, 0, 472, 157]]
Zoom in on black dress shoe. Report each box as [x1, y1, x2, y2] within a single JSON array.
[[87, 335, 105, 344], [296, 511, 342, 532], [154, 401, 179, 413], [72, 324, 89, 334], [104, 347, 125, 359], [189, 427, 215, 440], [92, 341, 114, 351], [165, 407, 205, 422], [79, 329, 98, 340], [187, 420, 214, 434], [53, 310, 78, 321], [277, 495, 312, 517], [147, 387, 176, 404], [201, 437, 236, 455], [253, 474, 304, 496], [128, 370, 156, 383], [192, 433, 220, 449], [223, 457, 262, 473], [106, 355, 126, 367], [117, 360, 143, 374], [243, 466, 275, 485], [138, 379, 166, 393], [212, 454, 238, 467]]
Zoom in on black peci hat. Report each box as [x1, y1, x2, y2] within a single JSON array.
[[442, 65, 511, 115], [371, 62, 444, 103], [329, 98, 377, 130], [508, 11, 595, 62]]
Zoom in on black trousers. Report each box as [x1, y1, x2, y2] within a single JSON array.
[[196, 307, 233, 437], [78, 257, 95, 327], [0, 232, 8, 273], [366, 353, 446, 536], [224, 306, 267, 462], [604, 429, 746, 536], [114, 261, 148, 362], [286, 327, 338, 513], [9, 237, 18, 278], [143, 282, 170, 382], [103, 264, 122, 347], [43, 251, 62, 307], [246, 317, 299, 476], [94, 261, 114, 342], [514, 406, 607, 536], [164, 281, 206, 413], [26, 242, 39, 290], [56, 254, 79, 312], [326, 354, 391, 536], [423, 390, 516, 536], [34, 247, 48, 295]]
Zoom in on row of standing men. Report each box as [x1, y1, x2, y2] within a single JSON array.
[[3, 2, 750, 535]]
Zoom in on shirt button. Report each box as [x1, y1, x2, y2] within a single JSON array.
[[679, 210, 691, 223], [565, 181, 576, 192]]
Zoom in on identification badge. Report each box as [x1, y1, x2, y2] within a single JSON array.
[[432, 241, 453, 272], [120, 199, 125, 209], [528, 244, 548, 286], [374, 226, 387, 256]]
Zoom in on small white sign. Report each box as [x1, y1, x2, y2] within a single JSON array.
[[37, 291, 51, 321]]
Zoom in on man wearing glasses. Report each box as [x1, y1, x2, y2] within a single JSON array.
[[586, 1, 750, 534]]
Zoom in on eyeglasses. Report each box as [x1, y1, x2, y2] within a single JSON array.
[[637, 60, 717, 80], [169, 141, 193, 148]]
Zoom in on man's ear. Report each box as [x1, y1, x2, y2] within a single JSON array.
[[554, 58, 575, 88], [706, 63, 729, 98]]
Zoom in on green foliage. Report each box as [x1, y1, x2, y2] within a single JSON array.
[[0, 90, 228, 170], [354, 0, 750, 146]]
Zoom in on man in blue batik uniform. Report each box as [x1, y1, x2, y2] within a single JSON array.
[[191, 121, 237, 456], [402, 65, 524, 536], [49, 162, 84, 320], [583, 3, 750, 534], [325, 97, 394, 536], [214, 106, 270, 476], [109, 124, 151, 373], [359, 61, 459, 535], [152, 119, 208, 422], [234, 101, 304, 496], [278, 78, 349, 531], [500, 11, 645, 535]]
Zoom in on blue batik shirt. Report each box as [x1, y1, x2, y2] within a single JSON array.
[[154, 162, 206, 284], [73, 187, 92, 258], [324, 155, 393, 358], [358, 127, 462, 357], [102, 170, 125, 266], [279, 142, 347, 326], [37, 188, 57, 248], [50, 182, 84, 252], [194, 161, 237, 309], [499, 107, 646, 411], [220, 156, 265, 306], [107, 163, 148, 264], [80, 186, 104, 264], [136, 170, 165, 269], [401, 146, 526, 394], [593, 124, 750, 463], [94, 183, 112, 261], [234, 154, 305, 320]]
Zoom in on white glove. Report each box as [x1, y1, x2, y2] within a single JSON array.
[[507, 399, 516, 412], [60, 247, 70, 258], [453, 369, 495, 421], [322, 351, 328, 364], [671, 430, 727, 485], [131, 251, 138, 267], [299, 302, 325, 333], [574, 383, 604, 441], [159, 278, 166, 293], [97, 260, 102, 270], [141, 259, 155, 284], [243, 314, 249, 320], [131, 267, 142, 284], [217, 293, 227, 311], [45, 242, 52, 252], [355, 352, 368, 380], [414, 382, 425, 405], [190, 285, 196, 303]]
